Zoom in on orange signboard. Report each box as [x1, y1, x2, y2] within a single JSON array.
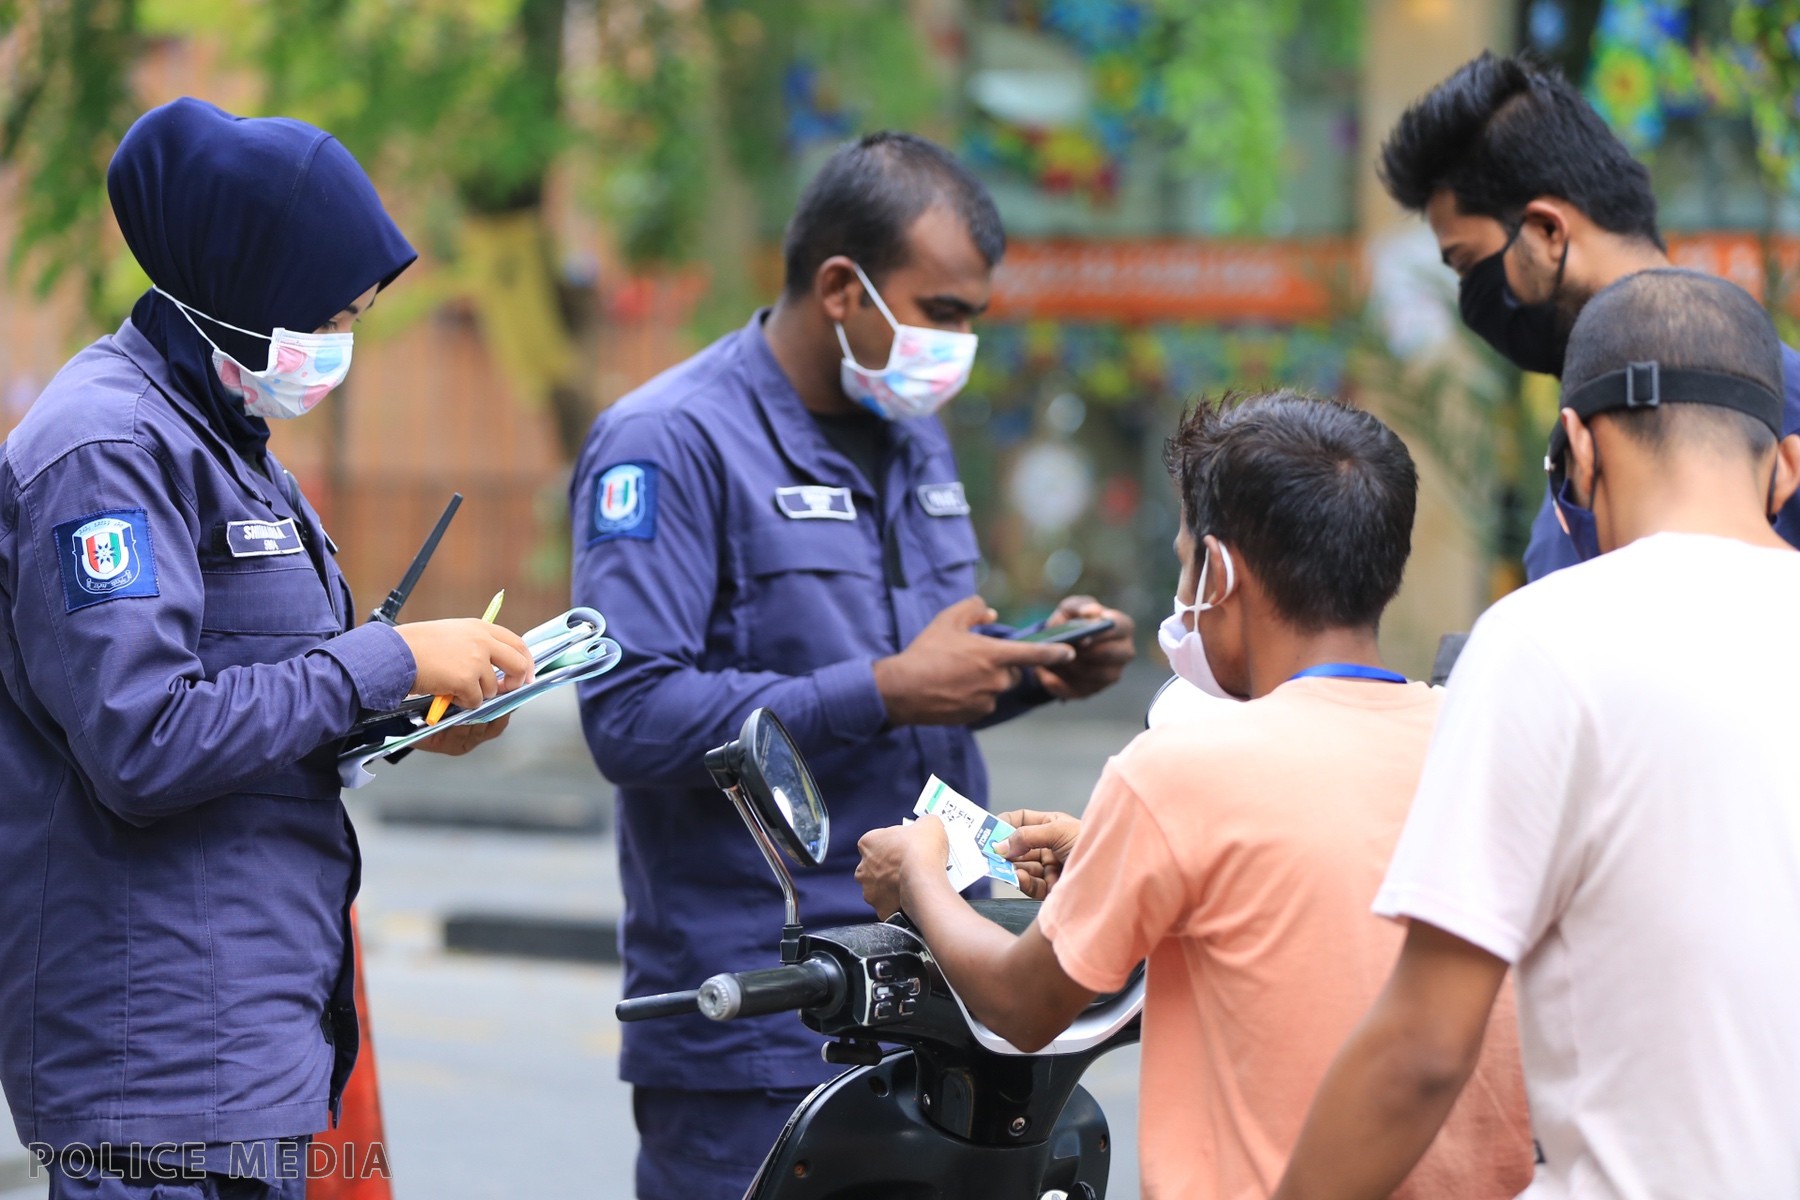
[[989, 239, 1360, 323], [1667, 233, 1800, 313], [991, 233, 1800, 324]]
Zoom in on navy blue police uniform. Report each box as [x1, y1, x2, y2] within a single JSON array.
[[0, 324, 415, 1196], [572, 312, 1047, 1197], [1524, 343, 1800, 579], [0, 98, 418, 1199]]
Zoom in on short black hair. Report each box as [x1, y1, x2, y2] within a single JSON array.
[[1164, 391, 1418, 632], [781, 131, 1005, 297], [1563, 268, 1781, 456], [1379, 51, 1663, 249]]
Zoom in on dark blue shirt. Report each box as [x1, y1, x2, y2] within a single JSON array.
[[0, 322, 416, 1150], [571, 313, 1040, 1092], [1524, 343, 1800, 580]]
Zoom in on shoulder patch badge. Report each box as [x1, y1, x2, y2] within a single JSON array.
[[916, 482, 971, 518], [591, 462, 659, 543], [55, 508, 160, 612]]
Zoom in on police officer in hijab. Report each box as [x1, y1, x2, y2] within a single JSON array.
[[0, 98, 535, 1198]]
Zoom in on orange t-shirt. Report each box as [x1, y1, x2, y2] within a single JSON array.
[[1036, 678, 1532, 1200]]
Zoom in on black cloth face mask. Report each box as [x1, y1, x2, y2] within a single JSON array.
[[1458, 220, 1571, 377]]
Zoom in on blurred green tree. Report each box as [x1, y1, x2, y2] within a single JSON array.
[[1727, 1, 1800, 334], [1, 0, 1361, 454], [1151, 0, 1362, 230], [0, 0, 949, 449], [0, 0, 601, 455], [0, 0, 141, 317]]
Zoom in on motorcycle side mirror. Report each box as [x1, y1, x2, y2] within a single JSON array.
[[705, 709, 828, 961], [719, 708, 830, 867]]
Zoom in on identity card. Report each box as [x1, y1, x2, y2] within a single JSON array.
[[914, 776, 1020, 888]]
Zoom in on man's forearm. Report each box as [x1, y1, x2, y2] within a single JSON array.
[[898, 867, 1083, 1051], [1273, 920, 1506, 1200], [1271, 1004, 1478, 1200], [580, 656, 885, 789]]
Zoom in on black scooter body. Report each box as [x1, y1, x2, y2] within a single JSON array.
[[747, 1051, 1112, 1200], [614, 710, 1144, 1200], [743, 901, 1138, 1199]]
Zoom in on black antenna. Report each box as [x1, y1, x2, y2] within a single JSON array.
[[370, 493, 462, 625]]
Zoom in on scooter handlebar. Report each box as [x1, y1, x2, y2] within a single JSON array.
[[615, 988, 702, 1022], [614, 956, 846, 1024], [697, 957, 845, 1022]]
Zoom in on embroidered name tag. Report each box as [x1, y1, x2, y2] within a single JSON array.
[[55, 508, 160, 611], [225, 518, 305, 558], [775, 485, 856, 521], [916, 482, 970, 517]]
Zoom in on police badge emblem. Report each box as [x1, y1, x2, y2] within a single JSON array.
[[55, 508, 160, 611], [590, 462, 660, 544]]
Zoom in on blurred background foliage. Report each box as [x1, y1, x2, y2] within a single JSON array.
[[1, 0, 1368, 321], [6, 0, 1800, 636], [0, 0, 1379, 464]]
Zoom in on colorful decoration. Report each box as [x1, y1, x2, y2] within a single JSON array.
[[783, 63, 853, 153], [1586, 0, 1691, 149], [966, 321, 1353, 422], [964, 0, 1159, 203], [1041, 0, 1146, 51], [952, 316, 1356, 624], [1584, 0, 1800, 192]]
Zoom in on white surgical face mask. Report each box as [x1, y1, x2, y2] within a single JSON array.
[[155, 286, 354, 420], [1156, 541, 1239, 701], [835, 263, 978, 421]]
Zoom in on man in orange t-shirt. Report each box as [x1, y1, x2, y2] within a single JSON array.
[[857, 391, 1532, 1200]]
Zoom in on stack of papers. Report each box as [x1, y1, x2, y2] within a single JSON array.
[[337, 606, 623, 788], [914, 775, 1020, 892]]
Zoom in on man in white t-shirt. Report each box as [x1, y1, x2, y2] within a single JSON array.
[[1272, 269, 1800, 1200]]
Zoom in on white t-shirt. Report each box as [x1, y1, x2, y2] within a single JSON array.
[[1376, 533, 1800, 1200]]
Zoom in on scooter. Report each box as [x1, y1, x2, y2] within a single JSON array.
[[615, 708, 1145, 1200]]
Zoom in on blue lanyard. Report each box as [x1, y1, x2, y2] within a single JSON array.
[[1288, 662, 1409, 684]]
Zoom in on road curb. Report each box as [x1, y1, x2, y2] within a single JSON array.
[[442, 913, 620, 965]]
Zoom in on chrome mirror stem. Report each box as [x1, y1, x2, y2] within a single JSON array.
[[727, 784, 800, 929]]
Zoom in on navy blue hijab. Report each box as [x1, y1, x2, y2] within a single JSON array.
[[106, 98, 417, 462]]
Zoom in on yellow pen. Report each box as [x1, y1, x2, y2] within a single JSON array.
[[425, 588, 505, 727]]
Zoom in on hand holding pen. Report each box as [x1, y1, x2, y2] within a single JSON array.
[[394, 590, 533, 720]]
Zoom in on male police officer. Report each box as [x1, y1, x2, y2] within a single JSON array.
[[571, 132, 1136, 1198], [1377, 51, 1800, 578]]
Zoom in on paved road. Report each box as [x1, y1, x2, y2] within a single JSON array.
[[1, 668, 1167, 1199]]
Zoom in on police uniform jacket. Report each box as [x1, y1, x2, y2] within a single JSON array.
[[0, 320, 416, 1151], [571, 312, 1046, 1093]]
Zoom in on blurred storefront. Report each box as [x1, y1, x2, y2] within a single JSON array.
[[943, 0, 1511, 673], [3, 0, 1795, 673], [937, 0, 1800, 672]]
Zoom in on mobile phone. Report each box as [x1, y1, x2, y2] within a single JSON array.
[[1010, 617, 1115, 646]]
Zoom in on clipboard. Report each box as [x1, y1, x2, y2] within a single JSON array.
[[338, 606, 623, 789]]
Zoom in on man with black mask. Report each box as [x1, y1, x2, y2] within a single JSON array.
[[1378, 50, 1800, 579]]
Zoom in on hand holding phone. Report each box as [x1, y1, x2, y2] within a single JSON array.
[[1009, 617, 1116, 646]]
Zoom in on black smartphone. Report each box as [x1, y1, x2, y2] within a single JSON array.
[[1010, 617, 1116, 646]]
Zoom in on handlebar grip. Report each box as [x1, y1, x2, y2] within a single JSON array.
[[615, 988, 702, 1022], [697, 957, 845, 1021]]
